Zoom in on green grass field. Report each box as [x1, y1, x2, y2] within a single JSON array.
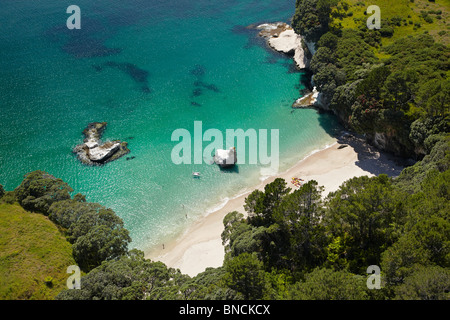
[[332, 0, 450, 48], [0, 202, 76, 300]]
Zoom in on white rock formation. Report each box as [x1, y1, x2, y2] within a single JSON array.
[[213, 147, 237, 168], [268, 28, 309, 69], [256, 22, 310, 69], [88, 142, 121, 162]]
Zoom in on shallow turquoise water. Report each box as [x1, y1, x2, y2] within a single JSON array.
[[0, 0, 342, 251]]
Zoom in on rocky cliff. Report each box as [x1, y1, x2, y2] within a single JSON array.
[[256, 22, 311, 70]]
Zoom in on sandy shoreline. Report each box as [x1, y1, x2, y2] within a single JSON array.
[[144, 134, 405, 277]]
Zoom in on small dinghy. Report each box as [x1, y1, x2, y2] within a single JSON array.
[[192, 172, 201, 178]]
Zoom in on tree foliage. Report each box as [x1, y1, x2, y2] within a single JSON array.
[[394, 265, 450, 300], [8, 138, 449, 301], [287, 268, 369, 300], [292, 0, 338, 43], [324, 175, 404, 273], [309, 9, 449, 157], [223, 252, 267, 300], [57, 249, 189, 300], [14, 171, 73, 214], [12, 170, 131, 272]]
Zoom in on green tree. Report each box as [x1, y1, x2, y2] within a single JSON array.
[[417, 78, 450, 116], [381, 216, 450, 286], [177, 267, 242, 300], [57, 250, 189, 300], [401, 170, 450, 222], [409, 118, 449, 157], [324, 175, 402, 272], [72, 224, 131, 272], [223, 252, 267, 300], [288, 268, 369, 300], [245, 178, 290, 227], [355, 65, 391, 100], [273, 180, 326, 271], [317, 31, 339, 49], [394, 265, 450, 300], [381, 70, 419, 111], [396, 135, 450, 192], [68, 206, 127, 243], [0, 184, 4, 199], [292, 0, 338, 43], [14, 170, 73, 214], [48, 199, 103, 230], [325, 233, 352, 270]]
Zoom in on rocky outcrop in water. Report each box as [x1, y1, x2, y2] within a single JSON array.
[[292, 87, 320, 108], [213, 147, 237, 168], [255, 22, 310, 70], [73, 122, 130, 165]]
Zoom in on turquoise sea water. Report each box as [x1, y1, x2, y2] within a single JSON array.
[[0, 0, 342, 251]]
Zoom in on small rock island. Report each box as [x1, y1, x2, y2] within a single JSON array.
[[213, 147, 237, 168], [73, 122, 130, 165], [256, 22, 310, 70]]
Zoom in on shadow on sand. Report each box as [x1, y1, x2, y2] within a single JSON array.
[[315, 111, 411, 178]]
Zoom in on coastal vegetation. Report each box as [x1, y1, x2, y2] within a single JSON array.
[[293, 0, 449, 158], [1, 0, 449, 301], [5, 170, 131, 274], [1, 132, 448, 300]]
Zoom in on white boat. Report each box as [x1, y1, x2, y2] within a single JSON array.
[[192, 172, 201, 177]]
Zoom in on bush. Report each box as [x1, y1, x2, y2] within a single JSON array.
[[1, 191, 17, 204], [288, 268, 369, 300], [57, 250, 190, 300], [292, 0, 338, 43], [48, 199, 132, 272], [72, 224, 131, 272], [395, 265, 450, 300], [380, 27, 395, 37], [14, 171, 73, 214], [223, 253, 267, 300], [424, 15, 434, 23]]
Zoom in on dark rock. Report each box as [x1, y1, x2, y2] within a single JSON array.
[[73, 122, 130, 165]]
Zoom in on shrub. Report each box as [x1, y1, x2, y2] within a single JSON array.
[[380, 27, 395, 37], [14, 171, 73, 214]]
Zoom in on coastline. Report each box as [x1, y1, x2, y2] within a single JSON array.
[[144, 134, 405, 276]]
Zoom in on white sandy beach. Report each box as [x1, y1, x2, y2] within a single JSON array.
[[145, 135, 404, 277]]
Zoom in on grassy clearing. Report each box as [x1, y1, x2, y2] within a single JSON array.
[[333, 0, 450, 47], [0, 202, 76, 300]]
